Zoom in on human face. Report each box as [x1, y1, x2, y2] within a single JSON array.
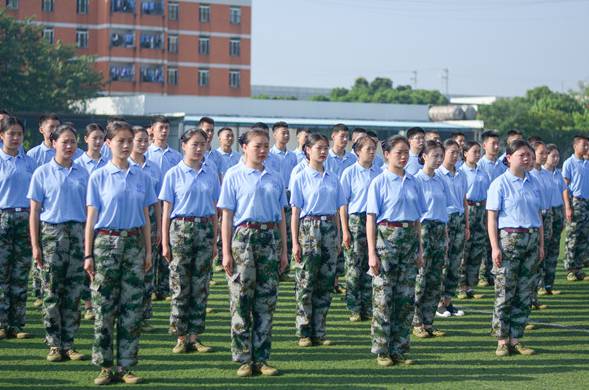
[[453, 135, 465, 148], [107, 129, 133, 160], [85, 130, 105, 154], [273, 127, 290, 146], [545, 149, 560, 169], [182, 133, 207, 163], [200, 122, 215, 143], [357, 141, 376, 166], [483, 137, 500, 158], [444, 144, 460, 167], [40, 119, 60, 143], [574, 139, 589, 156], [423, 146, 444, 171], [535, 144, 548, 166], [243, 134, 269, 166], [132, 131, 150, 155], [465, 145, 481, 165], [384, 142, 409, 170], [307, 139, 329, 164], [409, 133, 425, 152], [331, 131, 348, 149], [297, 131, 309, 148], [53, 130, 77, 161], [507, 146, 532, 173], [425, 132, 440, 142], [0, 125, 24, 155], [351, 131, 365, 143], [152, 122, 170, 143], [218, 130, 234, 149], [506, 134, 523, 146]]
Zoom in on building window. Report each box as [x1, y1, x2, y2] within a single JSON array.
[[112, 0, 135, 13], [168, 67, 178, 86], [198, 69, 209, 87], [168, 35, 178, 53], [43, 28, 54, 44], [199, 4, 210, 23], [229, 38, 240, 57], [198, 37, 209, 55], [168, 1, 178, 20], [111, 30, 135, 47], [42, 0, 54, 12], [141, 0, 163, 15], [110, 63, 135, 81], [6, 0, 19, 10], [230, 7, 241, 24], [76, 0, 88, 14], [76, 29, 88, 48], [229, 70, 240, 88], [140, 32, 164, 49], [141, 65, 164, 83]]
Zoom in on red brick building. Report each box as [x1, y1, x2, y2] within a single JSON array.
[[2, 0, 251, 96]]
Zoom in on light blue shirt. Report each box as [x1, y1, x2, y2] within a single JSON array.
[[100, 143, 112, 161], [159, 161, 220, 218], [405, 152, 423, 175], [529, 168, 552, 211], [204, 148, 222, 177], [366, 170, 427, 223], [542, 166, 566, 208], [324, 149, 357, 178], [290, 166, 346, 218], [87, 162, 157, 229], [340, 162, 381, 214], [460, 163, 490, 202], [415, 170, 452, 223], [486, 170, 542, 229], [216, 148, 241, 176], [562, 155, 589, 199], [1, 141, 25, 156], [0, 149, 36, 209], [289, 159, 308, 190], [129, 157, 163, 196], [145, 144, 182, 176], [294, 149, 306, 163], [27, 143, 83, 166], [270, 145, 298, 190], [456, 158, 464, 169], [75, 152, 108, 175], [27, 160, 88, 223], [436, 165, 467, 215], [478, 155, 506, 183], [217, 163, 287, 226], [351, 149, 384, 172], [264, 152, 283, 176]]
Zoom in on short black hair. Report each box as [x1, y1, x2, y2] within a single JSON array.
[[50, 124, 77, 142], [0, 109, 10, 116], [506, 129, 522, 138], [331, 123, 349, 134], [107, 115, 126, 124], [527, 135, 543, 145], [451, 132, 465, 139], [151, 115, 170, 125], [481, 130, 499, 142], [572, 135, 589, 145], [366, 130, 379, 139], [0, 116, 24, 133], [352, 127, 367, 135], [272, 121, 289, 132], [85, 123, 105, 137], [199, 116, 215, 126], [39, 113, 60, 127], [217, 127, 234, 136], [251, 122, 269, 131], [406, 127, 425, 139], [296, 127, 310, 135]]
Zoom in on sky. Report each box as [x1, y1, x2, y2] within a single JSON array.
[[251, 0, 589, 97]]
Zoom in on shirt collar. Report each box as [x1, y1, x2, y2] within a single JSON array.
[[505, 169, 528, 183], [105, 161, 135, 175], [304, 164, 330, 178], [180, 160, 209, 174], [40, 142, 53, 152], [50, 158, 78, 171], [383, 169, 404, 182], [150, 144, 170, 153], [0, 148, 21, 161]]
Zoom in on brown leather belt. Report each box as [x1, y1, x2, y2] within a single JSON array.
[[466, 200, 485, 207], [378, 220, 412, 228], [238, 222, 277, 230], [96, 228, 141, 237], [174, 216, 214, 223], [303, 215, 334, 222], [502, 227, 538, 234], [0, 207, 29, 213]]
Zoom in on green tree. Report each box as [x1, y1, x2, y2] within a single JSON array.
[[0, 10, 102, 113]]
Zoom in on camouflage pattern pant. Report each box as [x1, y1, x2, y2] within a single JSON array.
[[282, 205, 293, 275], [371, 224, 418, 357], [480, 213, 494, 283], [533, 210, 554, 303], [460, 203, 487, 290], [414, 221, 447, 327], [443, 213, 466, 299], [0, 210, 31, 332], [544, 206, 564, 289], [295, 219, 338, 339], [91, 231, 145, 369], [564, 197, 589, 273], [143, 211, 157, 321], [31, 260, 43, 299], [228, 226, 279, 364], [40, 222, 84, 349], [169, 219, 213, 336], [492, 230, 539, 340], [344, 214, 372, 316]]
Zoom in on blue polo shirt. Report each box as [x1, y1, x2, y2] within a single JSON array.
[[217, 163, 286, 227], [145, 144, 182, 176], [542, 166, 566, 208], [0, 149, 37, 209], [325, 149, 357, 178], [366, 170, 427, 223], [289, 159, 308, 190], [129, 156, 163, 196], [436, 165, 468, 215], [27, 159, 88, 223], [87, 162, 157, 229], [415, 170, 452, 223], [486, 170, 542, 229], [562, 155, 589, 199], [478, 155, 506, 183], [460, 163, 490, 202], [27, 143, 83, 166], [270, 145, 298, 190], [216, 148, 241, 176], [529, 168, 552, 211], [290, 165, 345, 218], [100, 144, 112, 161], [405, 152, 423, 175], [340, 162, 381, 214], [294, 149, 306, 163], [75, 152, 108, 175]]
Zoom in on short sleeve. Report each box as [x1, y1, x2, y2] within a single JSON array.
[[366, 179, 380, 216], [340, 170, 352, 203], [289, 172, 304, 209], [212, 173, 221, 203], [158, 170, 175, 204], [86, 173, 101, 210], [217, 174, 237, 212], [143, 173, 157, 208], [486, 179, 503, 211], [27, 169, 45, 203], [562, 160, 572, 181], [279, 187, 287, 208], [336, 179, 346, 208]]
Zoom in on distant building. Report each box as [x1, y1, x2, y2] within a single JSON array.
[[251, 85, 332, 100]]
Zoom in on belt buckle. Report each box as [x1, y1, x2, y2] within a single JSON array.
[[121, 230, 128, 237], [320, 216, 328, 221], [260, 224, 268, 230], [195, 217, 202, 223], [528, 228, 533, 233], [402, 222, 409, 228], [15, 208, 23, 212]]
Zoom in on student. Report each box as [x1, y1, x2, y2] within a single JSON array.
[[436, 140, 469, 317], [365, 131, 384, 169], [487, 139, 543, 357], [424, 130, 440, 142], [291, 133, 345, 348], [216, 127, 241, 176], [366, 135, 426, 367], [405, 127, 425, 175], [84, 121, 156, 385], [351, 127, 368, 143], [28, 113, 83, 166], [459, 141, 490, 299], [218, 129, 288, 377], [160, 129, 219, 354], [199, 116, 222, 177], [28, 124, 89, 362], [498, 130, 523, 164], [540, 144, 566, 294], [451, 132, 465, 168], [75, 123, 108, 175], [0, 116, 37, 340], [294, 128, 310, 163], [340, 136, 380, 322], [129, 126, 163, 332], [325, 123, 357, 178]]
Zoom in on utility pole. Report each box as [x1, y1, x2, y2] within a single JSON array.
[[411, 70, 418, 89], [442, 68, 449, 96]]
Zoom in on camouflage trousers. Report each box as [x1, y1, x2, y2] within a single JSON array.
[[295, 219, 338, 339], [169, 219, 214, 336], [0, 210, 31, 332], [31, 260, 43, 299], [543, 206, 564, 289], [443, 213, 466, 299], [480, 213, 494, 284], [344, 214, 372, 316], [532, 210, 554, 303], [143, 211, 158, 321], [371, 224, 418, 357], [40, 222, 85, 349], [492, 230, 539, 340], [282, 204, 293, 276], [228, 226, 279, 364], [414, 221, 447, 327], [563, 197, 589, 273], [460, 203, 487, 290], [91, 230, 145, 369]]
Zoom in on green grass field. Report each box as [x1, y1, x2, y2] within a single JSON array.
[[3, 263, 589, 389]]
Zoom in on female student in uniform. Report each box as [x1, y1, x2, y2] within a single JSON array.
[[458, 141, 490, 300], [412, 141, 452, 339], [218, 129, 288, 378], [366, 135, 426, 367], [160, 129, 219, 354], [0, 116, 37, 340], [75, 123, 108, 175], [487, 139, 543, 357], [340, 135, 380, 322], [28, 124, 89, 362], [84, 121, 156, 385], [291, 133, 346, 348], [129, 126, 162, 332]]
